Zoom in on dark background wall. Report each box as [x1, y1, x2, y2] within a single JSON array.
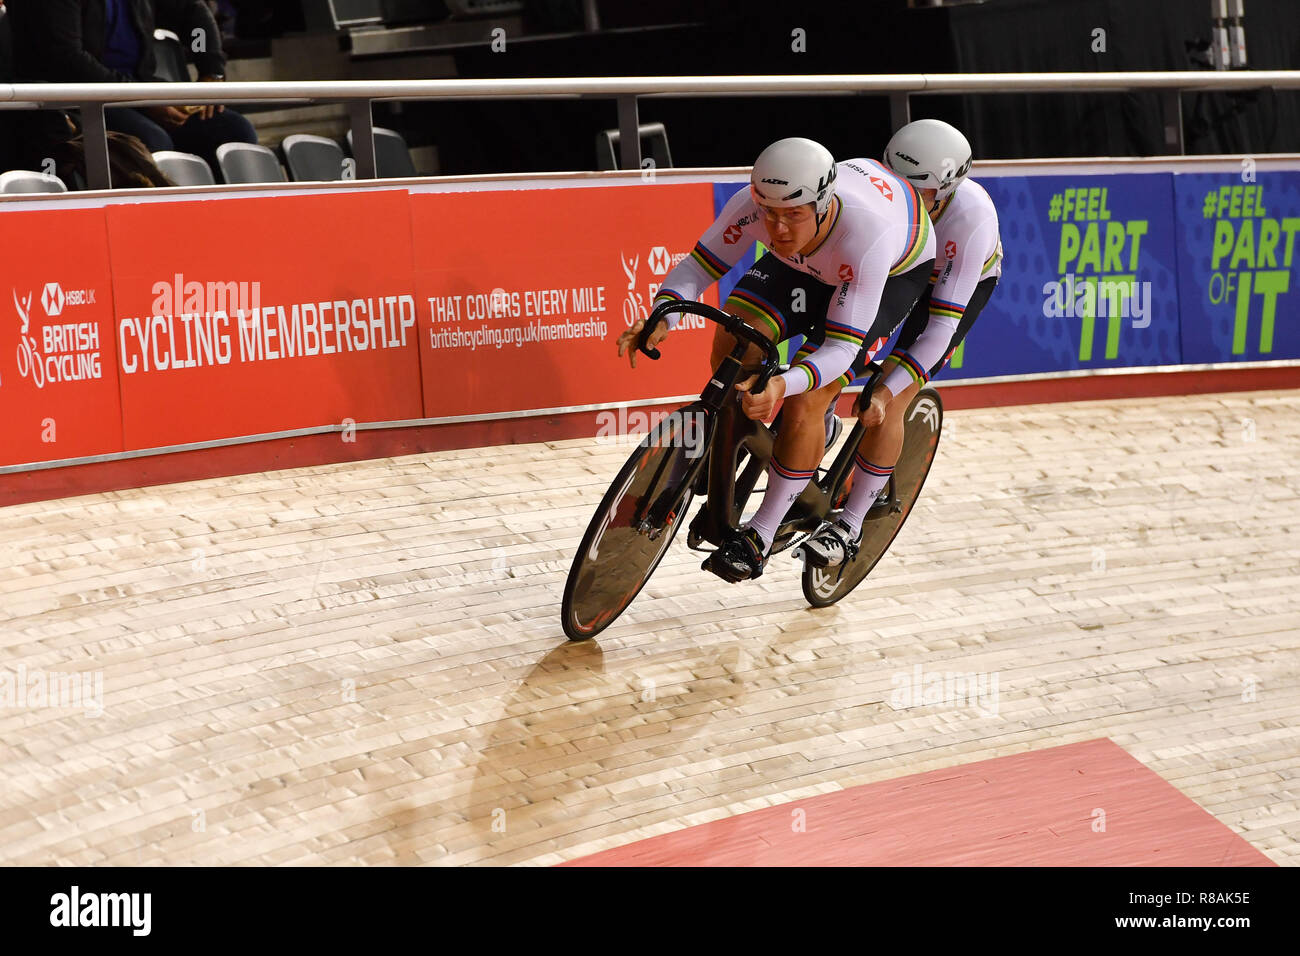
[[408, 0, 1300, 175]]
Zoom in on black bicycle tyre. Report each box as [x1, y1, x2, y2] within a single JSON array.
[[561, 406, 706, 640], [801, 386, 944, 608]]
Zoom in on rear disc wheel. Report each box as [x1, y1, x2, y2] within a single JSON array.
[[802, 387, 944, 608]]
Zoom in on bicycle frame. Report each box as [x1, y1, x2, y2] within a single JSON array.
[[635, 300, 897, 556]]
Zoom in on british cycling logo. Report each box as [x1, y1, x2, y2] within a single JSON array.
[[11, 286, 104, 389], [621, 251, 639, 291], [13, 288, 31, 332], [620, 250, 647, 327]]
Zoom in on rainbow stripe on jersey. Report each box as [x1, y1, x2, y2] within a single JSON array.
[[690, 241, 728, 280]]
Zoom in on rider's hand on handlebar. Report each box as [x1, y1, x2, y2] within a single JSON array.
[[736, 372, 785, 422], [616, 319, 669, 369], [858, 386, 890, 428]]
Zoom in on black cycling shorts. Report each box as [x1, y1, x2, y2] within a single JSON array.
[[891, 274, 999, 378], [723, 252, 935, 388]]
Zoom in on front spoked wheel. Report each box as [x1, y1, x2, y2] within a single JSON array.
[[801, 387, 944, 608], [562, 405, 709, 640]]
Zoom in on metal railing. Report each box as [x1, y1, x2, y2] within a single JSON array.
[[4, 71, 1300, 189]]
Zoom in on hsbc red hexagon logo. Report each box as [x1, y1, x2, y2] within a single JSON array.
[[648, 246, 670, 274], [723, 224, 743, 245], [838, 264, 854, 282], [944, 240, 958, 259], [869, 177, 893, 201], [42, 282, 65, 317]]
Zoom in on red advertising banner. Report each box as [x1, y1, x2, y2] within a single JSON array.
[[0, 208, 123, 466], [105, 190, 423, 449], [411, 184, 719, 419]]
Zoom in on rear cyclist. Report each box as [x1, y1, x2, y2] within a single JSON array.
[[616, 137, 935, 583], [801, 119, 1003, 568]]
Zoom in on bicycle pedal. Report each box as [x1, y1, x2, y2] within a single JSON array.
[[700, 553, 740, 582]]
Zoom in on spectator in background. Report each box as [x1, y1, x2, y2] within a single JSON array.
[[1, 0, 74, 175], [7, 0, 259, 182]]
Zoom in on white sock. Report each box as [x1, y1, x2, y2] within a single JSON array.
[[839, 452, 894, 535], [746, 455, 815, 553]]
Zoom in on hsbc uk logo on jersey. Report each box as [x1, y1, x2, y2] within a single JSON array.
[[9, 281, 103, 389], [722, 210, 760, 245]]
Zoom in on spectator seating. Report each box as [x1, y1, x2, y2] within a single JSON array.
[[596, 122, 672, 171], [151, 29, 190, 82], [0, 170, 68, 194], [216, 142, 287, 183], [282, 133, 347, 181], [347, 127, 417, 178], [152, 151, 216, 185]]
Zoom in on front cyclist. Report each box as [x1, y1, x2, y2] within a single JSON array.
[[801, 119, 1003, 568], [617, 137, 935, 583]]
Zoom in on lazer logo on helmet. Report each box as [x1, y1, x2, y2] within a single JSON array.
[[893, 151, 920, 166], [760, 177, 790, 185]]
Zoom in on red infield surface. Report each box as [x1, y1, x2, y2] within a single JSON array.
[[562, 739, 1275, 867]]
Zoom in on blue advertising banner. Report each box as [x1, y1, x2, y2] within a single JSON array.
[[708, 172, 1201, 383], [936, 173, 1182, 381], [1173, 170, 1300, 364]]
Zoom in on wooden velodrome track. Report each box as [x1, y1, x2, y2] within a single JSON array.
[[2, 388, 1297, 866]]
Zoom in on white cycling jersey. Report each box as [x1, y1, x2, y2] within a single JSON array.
[[655, 158, 935, 397], [881, 176, 1002, 396]]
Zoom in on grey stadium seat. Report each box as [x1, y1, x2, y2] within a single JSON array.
[[597, 122, 672, 172], [216, 143, 287, 184], [282, 134, 347, 182], [151, 151, 215, 186], [347, 127, 417, 178], [151, 29, 190, 82], [0, 170, 69, 194]]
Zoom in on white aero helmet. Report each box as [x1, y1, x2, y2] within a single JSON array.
[[750, 137, 837, 223], [884, 118, 973, 201]]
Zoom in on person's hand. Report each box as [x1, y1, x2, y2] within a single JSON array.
[[858, 385, 891, 428], [196, 75, 227, 120], [616, 319, 668, 369], [736, 372, 785, 422], [146, 106, 191, 127]]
